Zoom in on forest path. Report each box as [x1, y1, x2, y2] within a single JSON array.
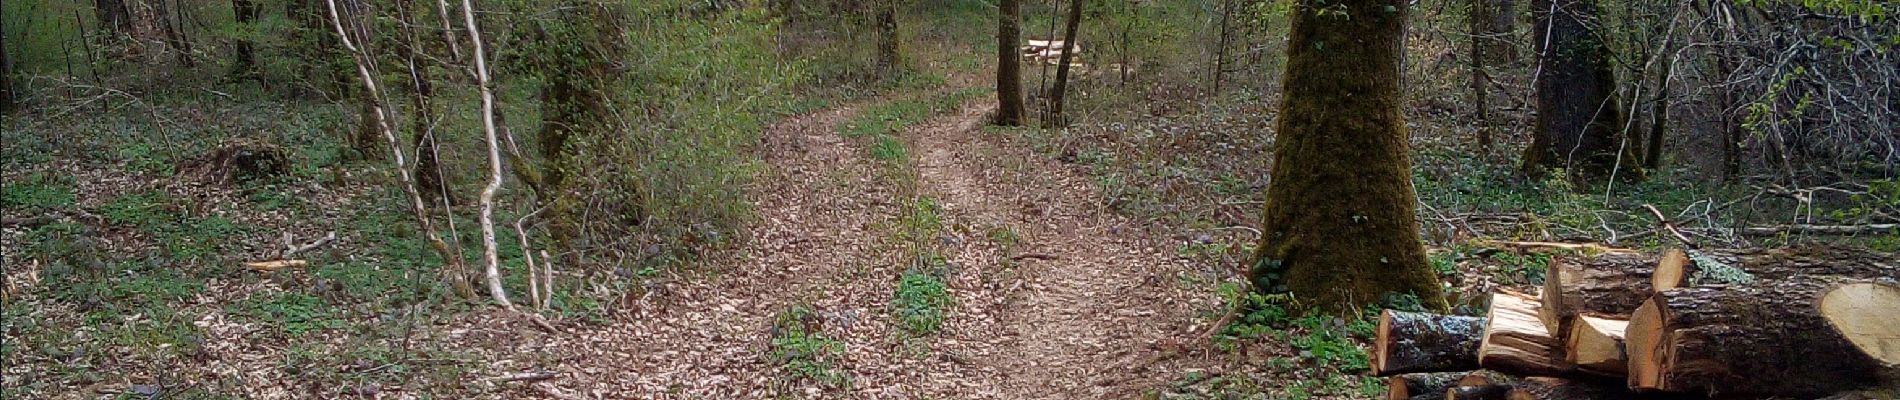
[[892, 100, 1206, 399], [508, 87, 1208, 399]]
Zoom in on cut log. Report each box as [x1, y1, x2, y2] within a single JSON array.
[[1446, 384, 1512, 400], [1651, 246, 1897, 291], [1389, 373, 1463, 400], [1819, 282, 1900, 368], [1628, 276, 1894, 397], [1563, 314, 1627, 376], [1538, 253, 1655, 341], [1479, 291, 1572, 376], [1374, 310, 1486, 376], [1506, 377, 1629, 400]]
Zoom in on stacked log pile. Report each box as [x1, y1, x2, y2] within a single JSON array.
[[1374, 245, 1899, 400]]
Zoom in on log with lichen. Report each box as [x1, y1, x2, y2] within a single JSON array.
[[1650, 246, 1897, 291], [1389, 372, 1463, 400], [1627, 277, 1899, 397], [1375, 310, 1487, 376]]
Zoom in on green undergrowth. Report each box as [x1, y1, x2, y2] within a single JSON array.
[[768, 305, 851, 387], [1153, 287, 1389, 399]]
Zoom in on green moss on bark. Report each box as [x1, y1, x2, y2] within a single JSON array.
[[1249, 0, 1448, 313]]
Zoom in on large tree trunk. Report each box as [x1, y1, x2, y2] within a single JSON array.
[[875, 0, 900, 77], [1628, 277, 1896, 397], [1487, 0, 1517, 64], [1042, 0, 1083, 128], [1374, 310, 1486, 376], [1248, 0, 1446, 311], [95, 0, 134, 37], [1522, 0, 1642, 186], [1537, 252, 1655, 339], [993, 0, 1026, 126]]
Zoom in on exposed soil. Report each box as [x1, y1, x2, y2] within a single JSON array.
[[471, 89, 1219, 399]]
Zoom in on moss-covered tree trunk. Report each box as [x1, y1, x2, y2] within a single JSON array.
[[1249, 0, 1446, 312], [232, 0, 262, 78], [875, 0, 901, 77], [1, 34, 13, 114], [531, 1, 625, 265], [1522, 0, 1642, 186], [994, 0, 1026, 126]]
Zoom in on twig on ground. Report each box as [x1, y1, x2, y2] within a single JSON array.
[[284, 231, 338, 258], [488, 371, 556, 383]]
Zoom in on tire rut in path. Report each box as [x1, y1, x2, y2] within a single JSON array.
[[902, 102, 1205, 399]]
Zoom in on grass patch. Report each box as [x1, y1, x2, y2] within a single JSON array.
[[768, 305, 850, 387], [891, 271, 952, 335]]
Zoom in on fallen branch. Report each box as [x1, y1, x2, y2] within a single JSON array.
[[488, 371, 555, 383], [1740, 224, 1898, 236], [243, 259, 309, 272], [1487, 241, 1636, 255], [1640, 204, 1697, 248]]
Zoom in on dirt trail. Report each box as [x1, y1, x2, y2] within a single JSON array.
[[900, 102, 1204, 399], [508, 92, 1209, 399]]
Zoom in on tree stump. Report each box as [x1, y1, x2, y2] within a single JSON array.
[[179, 139, 290, 185]]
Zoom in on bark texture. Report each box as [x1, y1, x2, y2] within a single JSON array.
[[1042, 0, 1084, 128], [1447, 385, 1513, 400], [875, 0, 900, 77], [1249, 0, 1446, 312], [1652, 245, 1898, 291], [1628, 276, 1889, 397], [1538, 252, 1655, 339], [1375, 310, 1486, 376], [1506, 377, 1628, 400], [993, 0, 1025, 126], [95, 0, 134, 37], [233, 0, 263, 77], [1391, 373, 1463, 400], [1523, 0, 1642, 185]]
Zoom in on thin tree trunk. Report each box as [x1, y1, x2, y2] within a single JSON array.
[[396, 0, 445, 202], [1249, 0, 1446, 312], [1643, 48, 1673, 169], [875, 0, 900, 77], [324, 0, 473, 298], [458, 0, 514, 309], [434, 0, 463, 63], [995, 0, 1026, 126], [1, 33, 13, 113], [1471, 0, 1493, 154], [1213, 0, 1233, 94], [1043, 0, 1083, 128]]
